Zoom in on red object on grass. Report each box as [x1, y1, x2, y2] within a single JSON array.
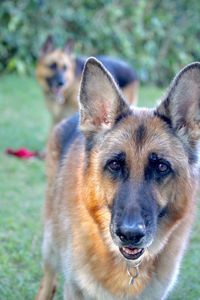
[[6, 147, 39, 159]]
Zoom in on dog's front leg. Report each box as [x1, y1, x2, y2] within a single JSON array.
[[35, 264, 57, 300], [64, 282, 85, 300]]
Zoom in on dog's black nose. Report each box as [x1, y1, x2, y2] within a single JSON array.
[[116, 222, 146, 245], [54, 73, 66, 87], [57, 78, 65, 87]]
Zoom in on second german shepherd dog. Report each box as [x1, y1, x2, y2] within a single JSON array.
[[36, 36, 139, 126], [36, 58, 200, 300]]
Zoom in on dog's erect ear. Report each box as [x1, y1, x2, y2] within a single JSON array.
[[40, 35, 54, 56], [64, 38, 75, 55], [157, 62, 200, 148], [79, 57, 130, 135]]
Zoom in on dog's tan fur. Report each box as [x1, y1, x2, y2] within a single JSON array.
[[35, 58, 200, 300]]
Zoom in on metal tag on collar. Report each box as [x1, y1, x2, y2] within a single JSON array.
[[127, 264, 140, 285]]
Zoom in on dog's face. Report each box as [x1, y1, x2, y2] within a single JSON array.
[[79, 58, 200, 263], [36, 36, 75, 103]]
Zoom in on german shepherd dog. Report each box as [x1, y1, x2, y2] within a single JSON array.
[[36, 36, 139, 126], [35, 58, 200, 300]]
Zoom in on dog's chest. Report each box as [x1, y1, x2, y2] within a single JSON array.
[[63, 257, 156, 300]]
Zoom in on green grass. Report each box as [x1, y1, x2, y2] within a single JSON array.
[[0, 74, 199, 300]]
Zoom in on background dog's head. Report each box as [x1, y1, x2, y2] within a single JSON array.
[[36, 35, 75, 103], [79, 58, 200, 263]]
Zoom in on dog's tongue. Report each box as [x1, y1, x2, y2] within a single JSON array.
[[52, 87, 65, 104], [52, 87, 62, 96]]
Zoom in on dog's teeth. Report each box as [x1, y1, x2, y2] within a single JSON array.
[[123, 247, 141, 255]]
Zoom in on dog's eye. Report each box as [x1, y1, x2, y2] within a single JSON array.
[[107, 160, 121, 172], [156, 162, 170, 174], [63, 65, 68, 71], [155, 159, 171, 177], [148, 153, 172, 179], [105, 152, 127, 179], [49, 62, 57, 70]]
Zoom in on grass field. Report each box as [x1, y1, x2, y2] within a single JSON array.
[[0, 74, 199, 300]]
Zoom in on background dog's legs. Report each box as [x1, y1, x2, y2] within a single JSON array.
[[35, 264, 57, 300]]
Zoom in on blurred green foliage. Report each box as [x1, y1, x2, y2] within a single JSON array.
[[0, 0, 200, 85]]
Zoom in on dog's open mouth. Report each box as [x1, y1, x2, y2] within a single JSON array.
[[51, 87, 65, 104], [119, 247, 145, 260]]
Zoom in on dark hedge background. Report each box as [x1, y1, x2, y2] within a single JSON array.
[[1, 0, 200, 85]]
